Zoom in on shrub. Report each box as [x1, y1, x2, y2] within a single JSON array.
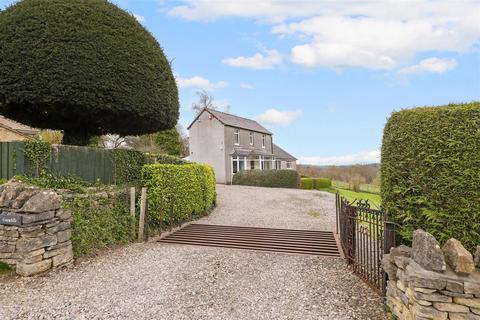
[[313, 178, 332, 189], [155, 154, 187, 165], [301, 178, 314, 189], [0, 0, 178, 145], [65, 189, 132, 257], [112, 149, 146, 185], [233, 170, 300, 188], [141, 164, 216, 227], [381, 102, 480, 252], [301, 177, 331, 190]]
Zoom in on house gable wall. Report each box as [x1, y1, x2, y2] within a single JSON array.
[[189, 110, 227, 183]]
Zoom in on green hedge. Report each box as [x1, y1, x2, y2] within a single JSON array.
[[141, 164, 216, 227], [232, 170, 300, 188], [112, 149, 146, 185], [381, 102, 480, 252], [66, 190, 132, 257], [301, 177, 332, 190], [301, 178, 314, 189], [155, 154, 187, 165]]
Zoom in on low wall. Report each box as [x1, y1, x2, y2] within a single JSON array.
[[383, 229, 480, 320], [0, 180, 73, 276]]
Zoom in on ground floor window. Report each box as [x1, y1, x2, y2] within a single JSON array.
[[286, 161, 292, 169], [232, 156, 245, 174]]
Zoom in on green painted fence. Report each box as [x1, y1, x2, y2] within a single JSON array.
[[0, 142, 115, 184]]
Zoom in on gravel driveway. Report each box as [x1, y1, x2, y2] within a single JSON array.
[[0, 185, 385, 320]]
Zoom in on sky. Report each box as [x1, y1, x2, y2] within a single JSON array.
[[2, 0, 480, 165]]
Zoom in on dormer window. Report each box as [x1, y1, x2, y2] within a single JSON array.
[[234, 129, 240, 145], [262, 134, 266, 148], [249, 132, 254, 145]]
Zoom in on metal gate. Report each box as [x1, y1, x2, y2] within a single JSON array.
[[336, 193, 396, 294]]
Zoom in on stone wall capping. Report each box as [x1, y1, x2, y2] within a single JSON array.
[[443, 238, 475, 275], [0, 180, 73, 276]]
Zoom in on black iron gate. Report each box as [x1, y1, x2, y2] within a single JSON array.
[[336, 193, 397, 295]]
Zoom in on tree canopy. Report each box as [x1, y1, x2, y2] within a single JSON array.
[[0, 0, 179, 145]]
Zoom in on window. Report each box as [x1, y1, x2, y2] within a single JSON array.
[[232, 156, 244, 174], [232, 156, 238, 173], [286, 161, 292, 169], [249, 132, 254, 145], [234, 129, 239, 145], [262, 135, 266, 148]]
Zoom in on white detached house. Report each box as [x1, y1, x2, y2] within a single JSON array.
[[188, 108, 297, 184]]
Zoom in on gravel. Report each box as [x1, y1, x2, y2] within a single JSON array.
[[198, 184, 337, 231], [0, 185, 386, 320]]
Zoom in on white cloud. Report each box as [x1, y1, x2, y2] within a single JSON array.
[[299, 151, 380, 166], [240, 83, 254, 89], [398, 57, 457, 75], [176, 76, 228, 90], [222, 49, 282, 70], [170, 1, 480, 71], [254, 108, 302, 127], [133, 14, 145, 23]]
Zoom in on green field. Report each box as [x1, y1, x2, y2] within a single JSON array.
[[334, 188, 382, 208], [332, 180, 380, 194], [315, 184, 382, 209]]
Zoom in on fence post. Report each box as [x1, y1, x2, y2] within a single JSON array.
[[159, 196, 163, 235], [384, 221, 397, 254], [138, 187, 147, 242], [144, 196, 149, 242], [170, 193, 175, 230], [130, 187, 136, 238], [335, 193, 339, 235]]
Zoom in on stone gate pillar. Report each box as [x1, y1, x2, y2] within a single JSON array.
[[0, 180, 74, 276]]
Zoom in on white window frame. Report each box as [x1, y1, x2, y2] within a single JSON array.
[[234, 129, 240, 145], [286, 161, 292, 169], [249, 132, 254, 146], [261, 134, 266, 149]]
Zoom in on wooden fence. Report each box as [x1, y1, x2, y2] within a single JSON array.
[[0, 142, 115, 184]]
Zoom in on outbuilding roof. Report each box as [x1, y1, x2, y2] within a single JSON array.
[[273, 143, 297, 160], [0, 116, 39, 136], [187, 108, 272, 135]]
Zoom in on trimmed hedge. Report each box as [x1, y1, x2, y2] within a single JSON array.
[[112, 149, 146, 185], [0, 0, 179, 144], [232, 170, 300, 188], [141, 164, 216, 227], [301, 177, 332, 190], [301, 178, 314, 189], [381, 102, 480, 252]]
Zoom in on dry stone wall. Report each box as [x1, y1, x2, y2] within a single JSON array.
[[0, 180, 73, 276], [383, 229, 480, 320]]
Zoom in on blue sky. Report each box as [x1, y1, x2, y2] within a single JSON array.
[[2, 0, 480, 165]]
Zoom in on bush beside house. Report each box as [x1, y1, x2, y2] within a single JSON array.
[[232, 170, 300, 188], [301, 177, 332, 190], [142, 164, 216, 227], [381, 102, 480, 252]]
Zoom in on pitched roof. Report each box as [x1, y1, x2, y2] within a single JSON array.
[[0, 116, 39, 136], [188, 108, 272, 135], [273, 143, 297, 160]]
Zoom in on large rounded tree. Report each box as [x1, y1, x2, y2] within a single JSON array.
[[0, 0, 179, 145]]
